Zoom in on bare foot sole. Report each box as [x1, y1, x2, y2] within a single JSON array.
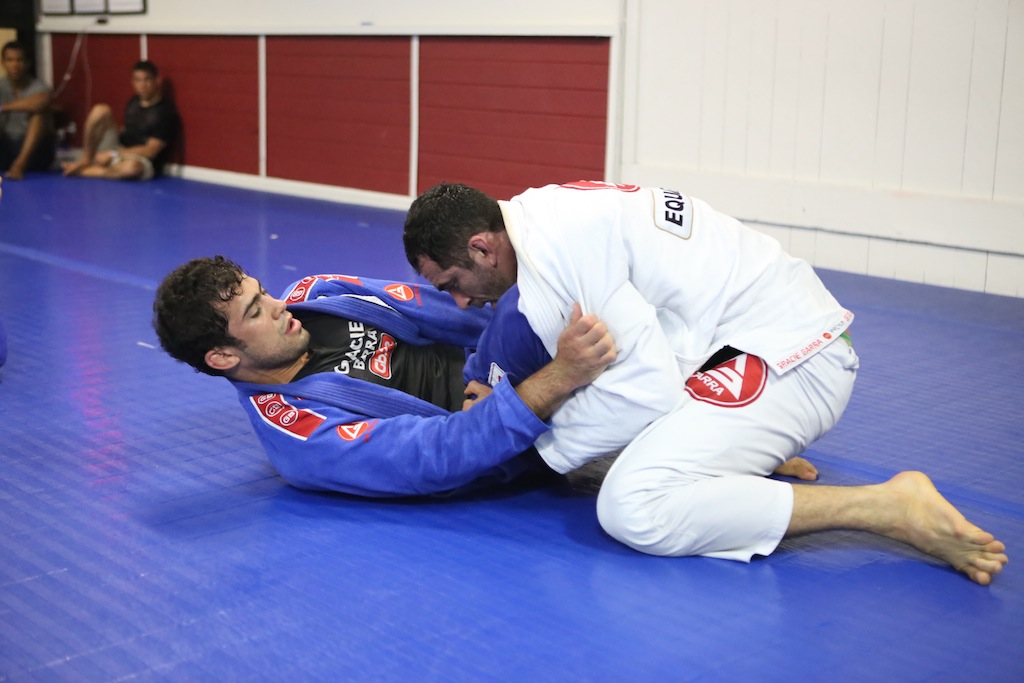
[[774, 456, 818, 481], [884, 471, 1008, 585]]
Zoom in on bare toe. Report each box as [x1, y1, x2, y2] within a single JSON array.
[[774, 456, 818, 481]]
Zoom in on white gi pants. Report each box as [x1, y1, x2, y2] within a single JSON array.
[[596, 339, 860, 561]]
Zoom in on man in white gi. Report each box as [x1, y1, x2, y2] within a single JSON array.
[[403, 180, 1008, 585]]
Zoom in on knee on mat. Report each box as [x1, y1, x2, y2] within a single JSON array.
[[596, 483, 692, 557]]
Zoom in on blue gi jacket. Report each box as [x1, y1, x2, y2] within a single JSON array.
[[231, 274, 549, 497]]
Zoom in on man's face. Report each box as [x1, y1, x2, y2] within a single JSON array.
[[217, 275, 310, 373], [1, 48, 28, 83], [131, 69, 159, 100], [417, 255, 513, 309]]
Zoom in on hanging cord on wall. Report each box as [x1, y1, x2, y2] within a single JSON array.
[[51, 29, 92, 106]]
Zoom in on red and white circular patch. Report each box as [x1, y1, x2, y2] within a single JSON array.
[[385, 283, 415, 302], [685, 353, 768, 408]]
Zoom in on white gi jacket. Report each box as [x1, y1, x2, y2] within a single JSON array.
[[500, 182, 853, 473]]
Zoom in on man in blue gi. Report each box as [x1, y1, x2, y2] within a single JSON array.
[[152, 256, 616, 498]]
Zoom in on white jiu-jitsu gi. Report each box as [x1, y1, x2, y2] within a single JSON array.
[[499, 181, 858, 560]]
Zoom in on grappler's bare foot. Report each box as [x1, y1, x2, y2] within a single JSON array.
[[884, 471, 1008, 585], [61, 159, 89, 177], [774, 456, 818, 481], [5, 164, 24, 180]]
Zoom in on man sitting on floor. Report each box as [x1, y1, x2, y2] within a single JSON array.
[[63, 60, 178, 181], [0, 41, 54, 180]]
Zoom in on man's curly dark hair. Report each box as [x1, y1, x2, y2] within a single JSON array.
[[152, 256, 247, 376]]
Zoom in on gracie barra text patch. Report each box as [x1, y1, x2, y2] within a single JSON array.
[[653, 188, 694, 239], [685, 353, 767, 407]]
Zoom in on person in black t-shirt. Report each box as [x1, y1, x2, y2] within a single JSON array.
[[62, 60, 179, 181]]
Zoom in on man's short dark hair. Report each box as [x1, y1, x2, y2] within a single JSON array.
[[152, 256, 246, 376], [403, 183, 504, 272], [132, 60, 159, 77], [1, 41, 27, 60]]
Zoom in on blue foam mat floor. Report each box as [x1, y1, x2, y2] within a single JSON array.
[[1, 175, 1022, 681]]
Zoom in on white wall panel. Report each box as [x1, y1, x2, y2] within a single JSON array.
[[819, 1, 885, 187], [867, 239, 902, 279], [813, 232, 872, 273], [792, 3, 829, 182], [768, 0, 806, 178], [994, 0, 1024, 201], [921, 244, 989, 291], [697, 3, 730, 172], [744, 1, 778, 177], [962, 0, 1009, 198], [872, 0, 914, 190], [632, 0, 703, 169], [901, 2, 976, 193], [721, 4, 755, 173]]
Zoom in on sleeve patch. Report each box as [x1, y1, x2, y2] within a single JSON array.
[[652, 188, 693, 239], [251, 393, 326, 440], [285, 274, 363, 303]]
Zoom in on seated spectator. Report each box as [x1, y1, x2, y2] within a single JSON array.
[[0, 41, 55, 180], [63, 60, 178, 180]]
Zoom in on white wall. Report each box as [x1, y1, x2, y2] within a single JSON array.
[[39, 0, 1024, 296], [621, 0, 1024, 296]]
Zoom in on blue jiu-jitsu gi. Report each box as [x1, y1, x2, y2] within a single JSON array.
[[231, 274, 549, 498]]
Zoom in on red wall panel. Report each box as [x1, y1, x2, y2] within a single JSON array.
[[266, 37, 411, 195], [147, 35, 260, 174], [50, 34, 143, 148], [418, 36, 609, 200]]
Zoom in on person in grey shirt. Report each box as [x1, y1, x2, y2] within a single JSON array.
[[0, 41, 53, 180]]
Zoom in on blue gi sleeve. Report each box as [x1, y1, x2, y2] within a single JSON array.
[[240, 381, 548, 497], [464, 285, 551, 388]]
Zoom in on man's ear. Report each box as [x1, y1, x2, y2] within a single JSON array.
[[467, 233, 497, 266], [205, 347, 241, 374]]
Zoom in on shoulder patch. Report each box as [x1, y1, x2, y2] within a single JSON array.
[[652, 188, 694, 239], [251, 393, 326, 439], [284, 274, 363, 303]]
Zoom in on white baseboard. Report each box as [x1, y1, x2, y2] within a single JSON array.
[[165, 164, 415, 212]]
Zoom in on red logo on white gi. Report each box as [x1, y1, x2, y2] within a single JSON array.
[[685, 354, 768, 408], [370, 333, 397, 379], [384, 283, 415, 302], [561, 180, 641, 192], [251, 393, 326, 439], [337, 421, 375, 442]]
